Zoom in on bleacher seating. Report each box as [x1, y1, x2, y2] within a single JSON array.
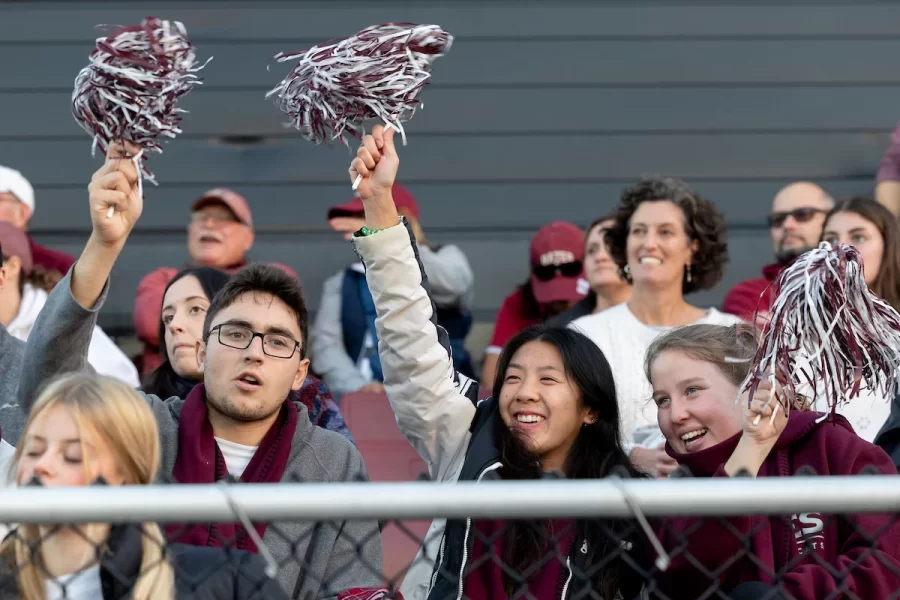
[[340, 391, 431, 584]]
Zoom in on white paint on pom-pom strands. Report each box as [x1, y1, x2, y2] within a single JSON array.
[[267, 22, 452, 158], [72, 17, 211, 186]]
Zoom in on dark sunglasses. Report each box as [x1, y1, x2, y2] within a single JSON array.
[[767, 207, 827, 228], [533, 261, 582, 281]]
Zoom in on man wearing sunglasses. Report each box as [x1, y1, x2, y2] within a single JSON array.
[[723, 181, 833, 323]]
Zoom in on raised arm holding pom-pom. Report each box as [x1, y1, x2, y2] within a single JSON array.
[[348, 124, 400, 231], [74, 141, 144, 310], [724, 378, 790, 477]]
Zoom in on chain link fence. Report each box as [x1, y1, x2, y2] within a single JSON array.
[[1, 476, 900, 599]]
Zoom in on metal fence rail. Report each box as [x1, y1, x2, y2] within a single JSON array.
[[3, 478, 900, 600], [3, 477, 900, 522]]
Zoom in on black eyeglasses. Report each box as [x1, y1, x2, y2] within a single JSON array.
[[532, 261, 583, 281], [209, 324, 301, 359], [767, 207, 827, 228]]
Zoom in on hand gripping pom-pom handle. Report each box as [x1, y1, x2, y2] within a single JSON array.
[[106, 150, 143, 219], [350, 123, 399, 191]]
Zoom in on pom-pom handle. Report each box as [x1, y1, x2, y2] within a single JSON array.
[[106, 149, 144, 219]]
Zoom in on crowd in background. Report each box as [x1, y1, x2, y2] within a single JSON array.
[[2, 115, 900, 598]]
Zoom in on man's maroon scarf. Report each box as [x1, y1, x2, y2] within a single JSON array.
[[166, 384, 297, 553]]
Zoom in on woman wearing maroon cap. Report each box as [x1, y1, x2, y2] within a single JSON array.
[[646, 323, 900, 599], [480, 221, 589, 389], [550, 215, 632, 327], [569, 178, 740, 478]]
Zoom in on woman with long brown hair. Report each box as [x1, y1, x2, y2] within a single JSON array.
[[819, 197, 900, 441]]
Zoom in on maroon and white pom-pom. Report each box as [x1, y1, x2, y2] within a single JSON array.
[[266, 22, 452, 155], [740, 241, 900, 421], [72, 16, 209, 197]]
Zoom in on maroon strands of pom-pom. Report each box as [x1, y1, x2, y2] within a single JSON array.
[[740, 242, 900, 419], [71, 17, 210, 184], [266, 22, 453, 147]]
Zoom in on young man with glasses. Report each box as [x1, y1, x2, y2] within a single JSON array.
[[16, 142, 382, 598], [723, 181, 833, 323], [132, 187, 299, 377]]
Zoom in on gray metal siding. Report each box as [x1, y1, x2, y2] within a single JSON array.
[[0, 1, 893, 330]]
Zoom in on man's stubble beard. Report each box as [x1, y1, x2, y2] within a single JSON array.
[[206, 387, 279, 423]]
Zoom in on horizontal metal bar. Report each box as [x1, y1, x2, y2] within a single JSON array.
[[2, 477, 900, 524]]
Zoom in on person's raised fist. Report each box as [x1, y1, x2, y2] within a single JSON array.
[[348, 124, 399, 202], [87, 140, 144, 246]]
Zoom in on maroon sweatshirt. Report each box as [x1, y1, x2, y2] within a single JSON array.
[[721, 263, 782, 321], [655, 412, 900, 600]]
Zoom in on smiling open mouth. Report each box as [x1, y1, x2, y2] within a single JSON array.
[[680, 428, 708, 448], [516, 414, 545, 424]]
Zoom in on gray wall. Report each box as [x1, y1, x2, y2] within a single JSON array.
[[0, 1, 895, 334]]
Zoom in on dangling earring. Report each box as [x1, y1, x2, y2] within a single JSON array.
[[685, 264, 693, 284], [623, 264, 632, 283]]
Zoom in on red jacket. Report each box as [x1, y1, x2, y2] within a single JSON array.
[[133, 261, 298, 376], [28, 237, 75, 276], [655, 412, 900, 599], [722, 263, 783, 320]]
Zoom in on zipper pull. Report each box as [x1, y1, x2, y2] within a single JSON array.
[[580, 540, 588, 554]]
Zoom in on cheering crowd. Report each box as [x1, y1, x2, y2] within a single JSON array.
[[2, 119, 900, 599]]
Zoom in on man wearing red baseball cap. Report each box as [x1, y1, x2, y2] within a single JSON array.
[[133, 188, 298, 376], [311, 184, 475, 398], [481, 221, 589, 388]]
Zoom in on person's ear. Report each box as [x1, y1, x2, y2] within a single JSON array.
[[1, 256, 21, 285], [241, 226, 255, 253], [292, 358, 310, 391], [196, 339, 207, 373]]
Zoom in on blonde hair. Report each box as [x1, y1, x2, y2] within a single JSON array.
[[645, 323, 760, 388], [0, 373, 175, 599], [644, 323, 811, 410]]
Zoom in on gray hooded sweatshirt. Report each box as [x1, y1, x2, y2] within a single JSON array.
[[16, 271, 383, 599]]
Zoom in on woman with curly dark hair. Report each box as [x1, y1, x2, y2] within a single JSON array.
[[569, 176, 741, 477]]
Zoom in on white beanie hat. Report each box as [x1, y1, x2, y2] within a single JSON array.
[[0, 166, 34, 212]]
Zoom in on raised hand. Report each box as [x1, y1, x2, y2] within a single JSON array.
[[87, 140, 143, 247], [349, 125, 399, 201], [741, 378, 790, 446], [724, 377, 790, 477]]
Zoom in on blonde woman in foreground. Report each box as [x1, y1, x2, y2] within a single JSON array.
[[0, 373, 288, 600]]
